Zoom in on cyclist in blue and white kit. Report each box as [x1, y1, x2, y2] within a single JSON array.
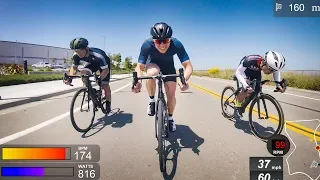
[[234, 51, 286, 117], [132, 22, 194, 132], [64, 37, 112, 113]]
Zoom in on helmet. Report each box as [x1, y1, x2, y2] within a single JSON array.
[[70, 38, 88, 49], [150, 22, 173, 40], [264, 51, 286, 71]]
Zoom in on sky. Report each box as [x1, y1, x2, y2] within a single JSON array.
[[0, 0, 319, 70]]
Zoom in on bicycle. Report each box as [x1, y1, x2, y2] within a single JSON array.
[[221, 75, 287, 141], [64, 72, 107, 133], [132, 68, 187, 172]]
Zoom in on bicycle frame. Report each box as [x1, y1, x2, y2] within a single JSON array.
[[65, 73, 104, 111]]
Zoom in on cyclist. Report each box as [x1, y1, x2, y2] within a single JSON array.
[[234, 51, 286, 117], [64, 37, 112, 113], [132, 22, 193, 132]]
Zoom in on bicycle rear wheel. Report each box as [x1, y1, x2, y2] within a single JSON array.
[[248, 93, 284, 141], [70, 88, 96, 132], [221, 86, 237, 119], [157, 100, 167, 172]]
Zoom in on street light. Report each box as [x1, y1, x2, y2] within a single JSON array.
[[101, 36, 105, 52]]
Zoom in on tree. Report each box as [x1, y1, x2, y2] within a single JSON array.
[[124, 56, 133, 70], [109, 53, 121, 70], [63, 58, 67, 65], [52, 58, 57, 64]]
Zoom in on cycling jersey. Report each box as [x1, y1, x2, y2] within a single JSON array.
[[71, 48, 111, 83], [138, 37, 190, 82], [235, 55, 281, 90]]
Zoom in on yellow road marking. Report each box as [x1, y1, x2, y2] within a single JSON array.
[[190, 83, 320, 141]]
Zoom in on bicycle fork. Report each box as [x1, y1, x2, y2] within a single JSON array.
[[256, 93, 269, 120]]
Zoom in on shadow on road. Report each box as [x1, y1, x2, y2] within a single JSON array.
[[159, 124, 205, 180], [180, 91, 193, 94], [234, 117, 276, 142], [82, 108, 133, 138]]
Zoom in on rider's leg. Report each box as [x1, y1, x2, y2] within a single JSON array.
[[101, 71, 111, 113], [145, 63, 160, 116], [164, 79, 177, 132]]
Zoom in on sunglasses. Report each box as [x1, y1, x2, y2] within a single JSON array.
[[154, 38, 170, 44], [74, 49, 84, 53]]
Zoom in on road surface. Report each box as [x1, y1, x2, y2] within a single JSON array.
[[0, 76, 319, 180]]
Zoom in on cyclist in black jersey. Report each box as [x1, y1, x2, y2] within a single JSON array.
[[64, 37, 112, 113], [234, 51, 286, 116]]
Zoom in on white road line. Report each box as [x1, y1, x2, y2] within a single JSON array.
[[0, 83, 132, 145], [193, 76, 320, 101]]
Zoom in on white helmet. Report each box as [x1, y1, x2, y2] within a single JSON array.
[[264, 51, 286, 71]]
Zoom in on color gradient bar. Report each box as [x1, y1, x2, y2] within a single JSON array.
[[2, 148, 67, 160], [1, 167, 44, 176]]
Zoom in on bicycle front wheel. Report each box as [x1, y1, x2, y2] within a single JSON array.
[[70, 88, 96, 133], [157, 100, 167, 172], [248, 93, 284, 141]]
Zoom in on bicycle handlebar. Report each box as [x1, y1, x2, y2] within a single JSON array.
[[248, 78, 287, 92], [63, 73, 99, 87], [131, 68, 187, 89]]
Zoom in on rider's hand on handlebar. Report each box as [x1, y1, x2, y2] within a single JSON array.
[[132, 81, 142, 93], [276, 86, 285, 93], [178, 81, 189, 91]]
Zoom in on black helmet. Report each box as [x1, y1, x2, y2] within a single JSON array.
[[70, 37, 88, 49], [150, 22, 172, 40]]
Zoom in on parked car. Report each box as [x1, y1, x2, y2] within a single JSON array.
[[31, 62, 52, 69], [52, 64, 67, 69]]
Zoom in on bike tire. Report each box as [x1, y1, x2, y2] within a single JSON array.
[[248, 93, 284, 141], [221, 86, 236, 119], [70, 88, 96, 133], [157, 100, 166, 172]]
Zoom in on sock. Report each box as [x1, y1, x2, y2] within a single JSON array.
[[168, 114, 173, 120], [149, 96, 155, 103]]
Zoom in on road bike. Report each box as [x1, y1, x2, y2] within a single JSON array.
[[221, 75, 287, 140], [132, 68, 187, 172], [64, 72, 107, 132]]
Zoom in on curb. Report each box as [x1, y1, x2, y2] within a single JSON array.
[[0, 76, 132, 110]]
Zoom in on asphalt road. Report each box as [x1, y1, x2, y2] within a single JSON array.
[[0, 76, 319, 180]]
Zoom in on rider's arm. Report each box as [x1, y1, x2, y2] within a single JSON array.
[[273, 70, 281, 87], [99, 55, 110, 80], [181, 60, 193, 81], [174, 38, 193, 81], [235, 64, 249, 88], [136, 40, 150, 82], [70, 55, 79, 75]]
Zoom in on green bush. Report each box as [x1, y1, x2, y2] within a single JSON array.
[[39, 68, 44, 72], [45, 67, 52, 72], [0, 74, 64, 86]]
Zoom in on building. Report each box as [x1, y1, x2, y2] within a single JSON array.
[[0, 40, 74, 66]]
